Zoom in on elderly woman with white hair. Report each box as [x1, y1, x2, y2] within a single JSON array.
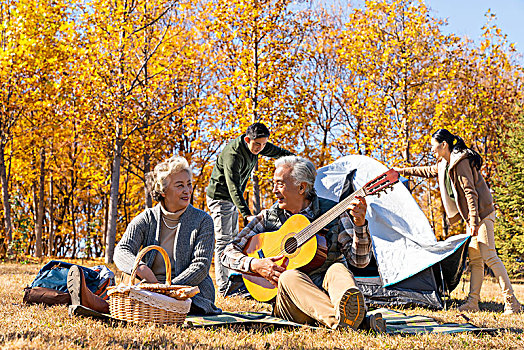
[[113, 155, 221, 315], [66, 155, 221, 315]]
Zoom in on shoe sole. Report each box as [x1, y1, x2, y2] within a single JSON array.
[[368, 313, 386, 333], [67, 265, 82, 306], [338, 288, 365, 330], [458, 305, 479, 312], [504, 298, 522, 314], [503, 308, 522, 315]]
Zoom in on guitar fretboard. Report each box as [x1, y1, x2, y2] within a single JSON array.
[[295, 187, 366, 246]]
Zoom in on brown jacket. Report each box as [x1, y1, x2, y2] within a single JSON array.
[[399, 151, 495, 227]]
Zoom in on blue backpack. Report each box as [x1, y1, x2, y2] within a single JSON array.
[[30, 260, 103, 293]]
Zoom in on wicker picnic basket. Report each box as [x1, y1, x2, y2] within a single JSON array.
[[107, 245, 194, 325]]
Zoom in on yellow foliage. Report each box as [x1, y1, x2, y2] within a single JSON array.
[[0, 0, 521, 257]]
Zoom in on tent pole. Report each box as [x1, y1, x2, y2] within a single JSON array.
[[439, 263, 448, 310]]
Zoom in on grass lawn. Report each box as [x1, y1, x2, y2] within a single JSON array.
[[0, 260, 523, 349]]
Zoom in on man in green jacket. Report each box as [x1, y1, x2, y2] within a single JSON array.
[[207, 122, 293, 296]]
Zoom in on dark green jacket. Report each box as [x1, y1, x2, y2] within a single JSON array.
[[206, 134, 293, 218]]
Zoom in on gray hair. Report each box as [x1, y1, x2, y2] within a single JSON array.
[[274, 156, 317, 199], [146, 156, 192, 201]]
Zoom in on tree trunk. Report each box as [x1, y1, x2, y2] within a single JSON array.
[[70, 174, 77, 259], [0, 143, 13, 254], [86, 195, 92, 259], [141, 26, 153, 209], [48, 174, 54, 256], [102, 194, 108, 246], [105, 136, 123, 264], [105, 16, 128, 264], [144, 152, 152, 208], [123, 165, 130, 226], [34, 147, 45, 257], [251, 16, 261, 215]]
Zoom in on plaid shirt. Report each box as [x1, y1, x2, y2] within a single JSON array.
[[221, 199, 372, 274]]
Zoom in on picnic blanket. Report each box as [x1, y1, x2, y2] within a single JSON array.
[[371, 308, 498, 335], [69, 305, 498, 334], [185, 311, 317, 329]]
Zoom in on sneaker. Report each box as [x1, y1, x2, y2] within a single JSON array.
[[336, 287, 366, 330], [503, 295, 522, 315], [361, 313, 386, 333], [224, 274, 248, 297], [458, 298, 479, 312]]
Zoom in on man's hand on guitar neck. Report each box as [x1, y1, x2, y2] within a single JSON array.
[[250, 255, 286, 287], [347, 196, 367, 227]]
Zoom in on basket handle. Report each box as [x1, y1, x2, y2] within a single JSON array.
[[129, 245, 171, 286]]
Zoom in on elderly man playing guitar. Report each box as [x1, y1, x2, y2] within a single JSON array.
[[221, 156, 393, 332]]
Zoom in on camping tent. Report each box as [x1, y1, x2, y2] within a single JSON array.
[[315, 155, 471, 309]]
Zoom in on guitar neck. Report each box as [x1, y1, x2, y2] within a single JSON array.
[[295, 188, 366, 247]]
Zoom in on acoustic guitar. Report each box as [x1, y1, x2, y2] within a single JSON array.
[[242, 169, 399, 301]]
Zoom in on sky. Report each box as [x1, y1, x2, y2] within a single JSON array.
[[425, 0, 524, 59], [306, 0, 524, 62]]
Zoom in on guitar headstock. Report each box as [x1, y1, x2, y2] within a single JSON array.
[[363, 169, 400, 197]]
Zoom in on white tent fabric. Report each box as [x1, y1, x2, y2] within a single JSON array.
[[314, 155, 470, 287]]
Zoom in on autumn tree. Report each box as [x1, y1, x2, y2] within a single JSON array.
[[493, 111, 524, 276], [0, 0, 77, 256], [2, 0, 523, 258], [292, 8, 345, 166], [205, 0, 311, 211], [79, 0, 217, 262], [80, 0, 170, 262], [0, 0, 19, 252], [433, 12, 523, 184], [428, 11, 524, 236]]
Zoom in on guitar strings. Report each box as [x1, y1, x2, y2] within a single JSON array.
[[279, 178, 393, 254], [264, 190, 358, 256], [261, 188, 366, 258]]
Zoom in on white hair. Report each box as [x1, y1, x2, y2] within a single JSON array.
[[274, 156, 317, 199], [146, 156, 191, 201]]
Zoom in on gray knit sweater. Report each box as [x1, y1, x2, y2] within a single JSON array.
[[114, 204, 221, 315]]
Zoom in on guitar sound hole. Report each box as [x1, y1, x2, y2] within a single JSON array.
[[284, 236, 298, 254]]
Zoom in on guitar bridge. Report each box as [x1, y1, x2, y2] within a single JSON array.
[[257, 250, 265, 259]]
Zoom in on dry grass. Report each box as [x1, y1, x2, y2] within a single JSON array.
[[1, 261, 523, 350]]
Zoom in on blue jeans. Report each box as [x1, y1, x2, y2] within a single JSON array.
[[206, 196, 239, 295]]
